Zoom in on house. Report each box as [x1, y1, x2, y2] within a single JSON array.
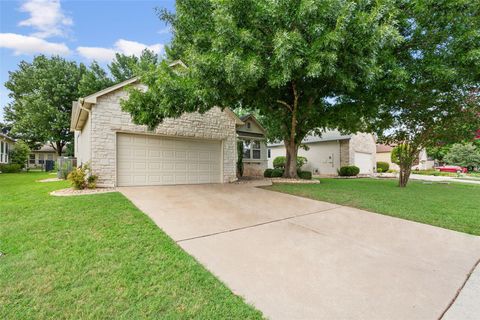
[[376, 144, 435, 171], [268, 130, 377, 175], [237, 115, 268, 176], [0, 133, 15, 164], [28, 144, 60, 168], [71, 78, 248, 187]]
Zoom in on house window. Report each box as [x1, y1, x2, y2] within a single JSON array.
[[4, 143, 8, 163], [0, 141, 4, 163], [252, 140, 261, 159], [38, 154, 44, 164], [268, 149, 271, 159], [243, 140, 251, 159], [47, 154, 53, 160], [29, 154, 36, 164], [247, 122, 251, 129]]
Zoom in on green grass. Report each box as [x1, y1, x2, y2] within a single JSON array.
[[266, 178, 480, 236], [0, 172, 262, 319]]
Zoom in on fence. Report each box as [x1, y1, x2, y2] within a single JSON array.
[[57, 157, 77, 179]]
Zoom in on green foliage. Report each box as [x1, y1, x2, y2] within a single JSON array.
[[338, 166, 360, 177], [67, 162, 98, 190], [123, 0, 401, 177], [4, 55, 83, 153], [370, 0, 480, 186], [376, 162, 390, 173], [78, 61, 114, 97], [109, 49, 159, 82], [0, 164, 22, 173], [273, 156, 307, 169], [236, 140, 244, 177], [271, 168, 284, 178], [444, 143, 480, 169], [263, 168, 273, 178], [9, 140, 30, 168], [297, 171, 312, 180]]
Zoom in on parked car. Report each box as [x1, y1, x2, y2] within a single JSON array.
[[435, 166, 468, 173]]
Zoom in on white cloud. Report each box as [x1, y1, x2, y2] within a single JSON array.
[[18, 0, 73, 38], [0, 33, 70, 55], [77, 39, 164, 62]]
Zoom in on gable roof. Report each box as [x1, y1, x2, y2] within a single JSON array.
[[70, 68, 244, 131], [0, 132, 15, 143], [237, 114, 266, 134], [376, 144, 394, 153], [268, 129, 352, 147]]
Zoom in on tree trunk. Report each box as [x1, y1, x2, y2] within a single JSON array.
[[55, 141, 63, 156], [283, 81, 299, 179], [398, 165, 411, 187], [284, 140, 298, 178]]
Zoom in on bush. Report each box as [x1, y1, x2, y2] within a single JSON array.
[[297, 170, 312, 180], [67, 162, 98, 189], [236, 141, 244, 177], [9, 140, 30, 168], [264, 168, 273, 177], [338, 166, 360, 176], [271, 168, 284, 177], [376, 162, 389, 173], [273, 156, 307, 169], [0, 164, 22, 173]]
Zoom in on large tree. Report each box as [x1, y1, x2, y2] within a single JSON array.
[[368, 0, 480, 187], [4, 55, 84, 155], [78, 61, 114, 97], [108, 49, 159, 83], [122, 0, 401, 178]]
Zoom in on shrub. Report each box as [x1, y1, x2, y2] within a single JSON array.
[[264, 168, 273, 177], [376, 161, 389, 173], [9, 140, 30, 168], [67, 162, 98, 190], [338, 166, 360, 177], [272, 156, 307, 169], [297, 170, 312, 180], [236, 141, 244, 177], [0, 164, 22, 173], [271, 168, 284, 177]]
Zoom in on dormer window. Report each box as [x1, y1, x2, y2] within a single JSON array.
[[247, 122, 251, 129]]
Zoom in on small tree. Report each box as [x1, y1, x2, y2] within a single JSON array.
[[370, 0, 480, 187], [9, 140, 30, 169], [391, 144, 418, 187], [444, 143, 480, 171]]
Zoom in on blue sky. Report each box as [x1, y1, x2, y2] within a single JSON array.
[[0, 0, 175, 121]]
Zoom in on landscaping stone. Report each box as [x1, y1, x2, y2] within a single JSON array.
[[50, 187, 117, 196]]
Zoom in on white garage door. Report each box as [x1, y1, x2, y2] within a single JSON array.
[[117, 133, 222, 186], [354, 152, 373, 174]]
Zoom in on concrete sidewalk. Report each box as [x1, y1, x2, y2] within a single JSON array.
[[120, 184, 480, 320]]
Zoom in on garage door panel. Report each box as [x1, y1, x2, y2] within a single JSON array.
[[117, 133, 221, 186], [354, 152, 373, 174]]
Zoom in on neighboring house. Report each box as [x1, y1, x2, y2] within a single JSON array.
[[71, 78, 245, 187], [29, 144, 60, 168], [237, 115, 268, 176], [376, 144, 435, 171], [268, 130, 377, 175], [0, 133, 15, 164]]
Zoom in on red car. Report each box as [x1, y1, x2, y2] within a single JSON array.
[[435, 166, 468, 173]]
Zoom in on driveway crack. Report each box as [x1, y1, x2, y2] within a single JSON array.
[[176, 205, 341, 243]]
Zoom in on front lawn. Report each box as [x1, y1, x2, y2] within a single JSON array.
[[0, 172, 262, 319], [266, 178, 480, 236]]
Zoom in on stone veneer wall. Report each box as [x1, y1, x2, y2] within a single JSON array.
[[339, 140, 350, 167], [90, 86, 237, 187], [348, 133, 377, 170]]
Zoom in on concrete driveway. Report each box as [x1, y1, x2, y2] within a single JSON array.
[[120, 183, 480, 320]]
